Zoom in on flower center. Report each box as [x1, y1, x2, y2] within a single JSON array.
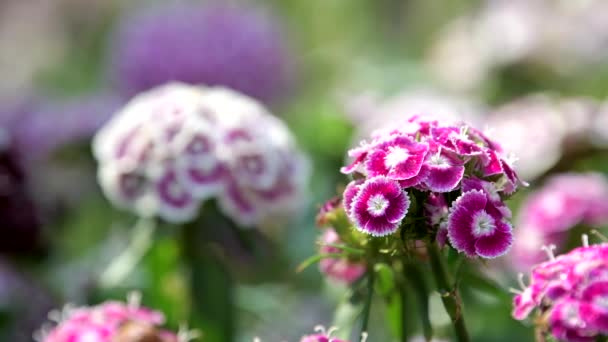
[[472, 211, 496, 237], [367, 194, 389, 216], [428, 153, 449, 167], [385, 146, 409, 168], [595, 296, 608, 312]]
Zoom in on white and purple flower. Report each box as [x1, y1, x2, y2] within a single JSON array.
[[94, 83, 309, 227], [447, 190, 513, 258], [348, 176, 410, 237]]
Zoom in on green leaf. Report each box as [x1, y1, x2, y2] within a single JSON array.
[[296, 253, 347, 273]]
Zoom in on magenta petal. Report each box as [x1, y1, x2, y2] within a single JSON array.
[[342, 180, 362, 215], [155, 168, 198, 222], [512, 288, 535, 320], [580, 281, 608, 333], [424, 164, 465, 193], [482, 149, 503, 176], [366, 149, 389, 177], [388, 150, 427, 180], [474, 221, 513, 258], [340, 150, 368, 174]]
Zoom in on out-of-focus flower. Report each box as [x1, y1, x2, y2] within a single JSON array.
[[36, 293, 195, 342], [299, 326, 360, 342], [340, 115, 522, 258], [318, 228, 366, 284], [511, 173, 608, 270], [428, 0, 608, 92], [341, 89, 482, 140], [512, 241, 608, 341], [108, 2, 293, 104], [94, 83, 308, 226]]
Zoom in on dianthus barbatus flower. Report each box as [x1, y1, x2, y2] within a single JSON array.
[[340, 115, 521, 258], [512, 241, 608, 342], [299, 326, 363, 342], [511, 173, 608, 270], [35, 294, 194, 342], [108, 2, 293, 104], [318, 228, 366, 284], [93, 83, 308, 226]]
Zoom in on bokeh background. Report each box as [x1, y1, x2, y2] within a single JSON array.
[[1, 0, 608, 341]]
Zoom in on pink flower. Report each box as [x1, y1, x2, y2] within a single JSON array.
[[365, 135, 429, 181], [447, 190, 513, 258], [513, 242, 608, 341], [318, 229, 366, 284], [348, 176, 410, 236], [424, 193, 449, 247], [36, 294, 185, 342], [511, 173, 608, 270]]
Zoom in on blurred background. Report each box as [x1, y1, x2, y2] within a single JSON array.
[[1, 0, 608, 341]]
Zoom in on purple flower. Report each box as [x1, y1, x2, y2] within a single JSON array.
[[342, 179, 363, 217], [447, 190, 513, 258], [420, 150, 465, 192], [348, 176, 409, 236], [424, 193, 449, 247], [109, 2, 293, 104]]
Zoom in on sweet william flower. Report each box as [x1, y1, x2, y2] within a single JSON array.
[[447, 190, 513, 258], [349, 176, 410, 237], [94, 83, 309, 227]]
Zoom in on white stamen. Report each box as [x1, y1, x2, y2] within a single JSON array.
[[314, 325, 327, 335], [518, 273, 527, 290], [541, 244, 556, 260], [127, 291, 142, 309], [582, 234, 589, 247], [360, 332, 369, 342], [177, 323, 200, 342]]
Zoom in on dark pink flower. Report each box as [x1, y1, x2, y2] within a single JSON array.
[[349, 176, 410, 236], [342, 180, 363, 217], [579, 281, 608, 334], [549, 299, 596, 342], [365, 135, 429, 180], [421, 151, 465, 192], [447, 190, 513, 258]]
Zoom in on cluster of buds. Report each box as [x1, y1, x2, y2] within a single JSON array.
[[36, 293, 197, 342], [512, 239, 608, 342], [512, 173, 608, 270], [340, 115, 523, 258], [93, 83, 308, 226]]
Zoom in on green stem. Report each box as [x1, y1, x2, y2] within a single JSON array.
[[427, 242, 470, 342], [360, 269, 375, 341], [181, 206, 236, 342], [99, 217, 156, 288], [405, 263, 433, 342], [399, 281, 409, 342]]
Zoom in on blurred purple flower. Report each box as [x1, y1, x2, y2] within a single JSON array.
[[1, 93, 121, 162], [109, 2, 294, 104]]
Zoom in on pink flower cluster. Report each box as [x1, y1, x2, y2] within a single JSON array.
[[299, 326, 364, 342], [513, 242, 608, 342], [512, 173, 608, 270], [36, 295, 184, 342], [93, 83, 308, 226], [341, 116, 522, 258], [318, 228, 366, 284]]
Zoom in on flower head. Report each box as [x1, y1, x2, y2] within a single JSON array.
[[109, 2, 293, 104], [36, 293, 193, 342], [340, 115, 521, 258], [94, 83, 308, 226], [513, 241, 608, 341]]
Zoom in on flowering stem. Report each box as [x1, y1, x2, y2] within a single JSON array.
[[427, 242, 470, 342], [534, 326, 547, 342], [360, 268, 375, 341], [181, 205, 235, 342], [405, 263, 433, 342]]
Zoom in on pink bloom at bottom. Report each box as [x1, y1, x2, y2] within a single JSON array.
[[37, 295, 183, 342], [300, 334, 349, 342], [318, 229, 366, 284]]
